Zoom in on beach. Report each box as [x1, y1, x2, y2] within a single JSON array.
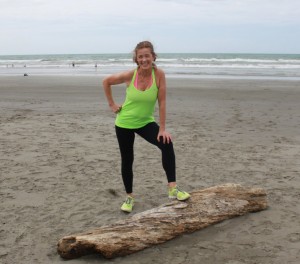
[[1, 75, 300, 263]]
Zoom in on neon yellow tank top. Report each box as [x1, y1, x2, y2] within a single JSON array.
[[115, 68, 158, 129]]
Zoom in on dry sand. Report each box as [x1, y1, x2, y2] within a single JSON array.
[[0, 76, 300, 264]]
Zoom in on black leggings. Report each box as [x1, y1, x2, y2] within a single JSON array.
[[115, 122, 176, 194]]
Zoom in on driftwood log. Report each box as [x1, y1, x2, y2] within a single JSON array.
[[57, 183, 268, 259]]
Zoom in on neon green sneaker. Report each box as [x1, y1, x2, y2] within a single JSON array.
[[121, 196, 134, 213], [168, 186, 190, 201]]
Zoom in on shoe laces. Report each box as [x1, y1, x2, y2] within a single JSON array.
[[175, 187, 186, 194], [125, 197, 133, 204]]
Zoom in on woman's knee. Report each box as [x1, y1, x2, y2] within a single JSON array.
[[159, 141, 174, 154]]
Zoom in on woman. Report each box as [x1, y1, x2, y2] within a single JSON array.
[[103, 41, 190, 213]]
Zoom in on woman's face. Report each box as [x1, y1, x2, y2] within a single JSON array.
[[136, 48, 154, 70]]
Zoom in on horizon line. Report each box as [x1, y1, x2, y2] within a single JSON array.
[[1, 52, 300, 57]]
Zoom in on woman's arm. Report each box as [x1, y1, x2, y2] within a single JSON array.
[[102, 70, 134, 113], [156, 69, 172, 144]]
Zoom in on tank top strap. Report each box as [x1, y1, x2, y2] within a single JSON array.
[[152, 68, 156, 84], [131, 69, 138, 87]]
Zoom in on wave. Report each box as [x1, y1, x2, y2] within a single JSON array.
[[158, 58, 300, 64], [1, 53, 300, 78], [157, 63, 300, 69]]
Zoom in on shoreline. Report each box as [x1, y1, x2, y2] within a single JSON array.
[[1, 72, 300, 81], [1, 76, 300, 263]]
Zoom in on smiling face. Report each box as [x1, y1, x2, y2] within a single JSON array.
[[136, 48, 155, 70], [133, 41, 157, 68]]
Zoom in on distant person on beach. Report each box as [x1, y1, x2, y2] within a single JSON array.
[[103, 40, 190, 213]]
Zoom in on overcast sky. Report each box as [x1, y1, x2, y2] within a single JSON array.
[[1, 0, 299, 55]]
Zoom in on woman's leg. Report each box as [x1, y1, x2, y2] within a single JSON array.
[[115, 126, 135, 194], [136, 122, 176, 183]]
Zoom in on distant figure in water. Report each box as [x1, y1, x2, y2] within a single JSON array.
[[72, 63, 75, 67], [24, 73, 28, 76]]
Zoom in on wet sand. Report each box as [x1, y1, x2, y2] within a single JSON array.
[[0, 76, 300, 263]]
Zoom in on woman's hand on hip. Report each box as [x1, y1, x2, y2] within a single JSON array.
[[110, 103, 122, 114]]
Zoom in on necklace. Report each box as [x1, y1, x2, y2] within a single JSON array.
[[136, 70, 152, 91]]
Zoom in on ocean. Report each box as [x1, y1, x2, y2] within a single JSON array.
[[0, 53, 300, 80]]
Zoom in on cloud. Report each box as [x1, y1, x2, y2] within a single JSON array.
[[1, 0, 299, 24], [154, 0, 300, 25], [0, 0, 299, 54]]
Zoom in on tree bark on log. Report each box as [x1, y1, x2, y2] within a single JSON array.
[[57, 183, 268, 259]]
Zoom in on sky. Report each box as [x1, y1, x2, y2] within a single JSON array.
[[0, 0, 300, 55]]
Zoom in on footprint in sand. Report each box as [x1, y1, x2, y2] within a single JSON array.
[[287, 232, 300, 243]]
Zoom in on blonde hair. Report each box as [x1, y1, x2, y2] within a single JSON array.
[[133, 41, 157, 65]]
